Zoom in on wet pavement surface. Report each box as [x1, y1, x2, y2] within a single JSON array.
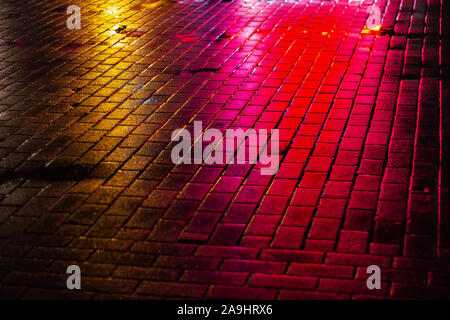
[[0, 0, 449, 299]]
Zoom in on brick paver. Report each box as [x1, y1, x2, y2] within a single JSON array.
[[0, 0, 448, 299]]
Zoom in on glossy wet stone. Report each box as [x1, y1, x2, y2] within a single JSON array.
[[0, 0, 448, 300]]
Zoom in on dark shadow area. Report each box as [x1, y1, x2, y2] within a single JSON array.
[[0, 164, 93, 182]]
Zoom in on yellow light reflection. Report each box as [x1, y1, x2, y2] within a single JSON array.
[[106, 9, 118, 15], [105, 8, 120, 18], [108, 24, 122, 36], [141, 1, 165, 9], [362, 24, 381, 34], [112, 42, 125, 48]]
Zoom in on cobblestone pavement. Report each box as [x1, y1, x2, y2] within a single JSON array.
[[0, 0, 448, 299]]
